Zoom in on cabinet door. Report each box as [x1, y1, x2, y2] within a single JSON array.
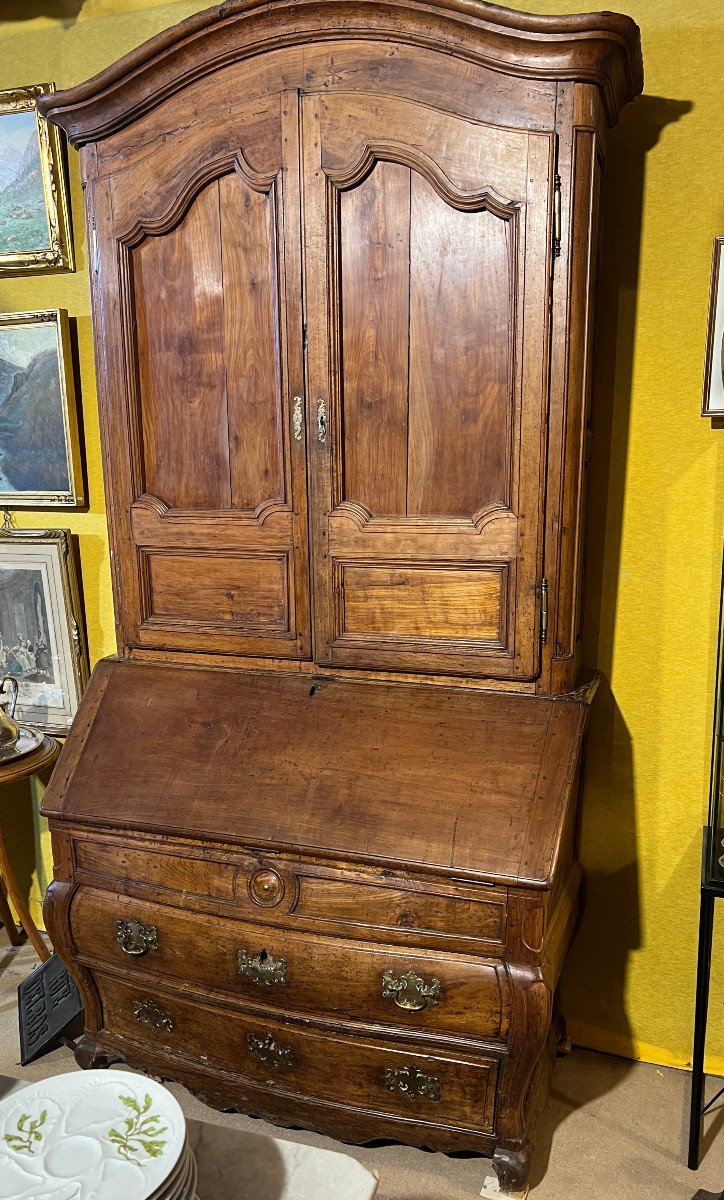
[[96, 94, 311, 659], [302, 93, 554, 678]]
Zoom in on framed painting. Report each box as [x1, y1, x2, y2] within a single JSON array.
[[0, 528, 88, 734], [0, 83, 73, 273], [703, 236, 724, 417], [0, 309, 83, 507]]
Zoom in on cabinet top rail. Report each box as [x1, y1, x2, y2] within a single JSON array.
[[37, 0, 643, 144]]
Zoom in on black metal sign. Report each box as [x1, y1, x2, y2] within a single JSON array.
[[17, 954, 84, 1065]]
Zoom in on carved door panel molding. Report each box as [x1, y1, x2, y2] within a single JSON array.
[[93, 93, 311, 659], [301, 92, 554, 678]]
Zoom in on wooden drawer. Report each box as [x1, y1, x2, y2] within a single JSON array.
[[94, 972, 499, 1135], [71, 834, 508, 954], [71, 888, 510, 1042]]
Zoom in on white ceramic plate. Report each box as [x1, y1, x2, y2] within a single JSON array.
[[146, 1140, 192, 1200], [0, 1069, 187, 1200], [162, 1147, 196, 1200]]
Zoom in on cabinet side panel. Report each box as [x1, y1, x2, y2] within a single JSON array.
[[547, 84, 607, 693]]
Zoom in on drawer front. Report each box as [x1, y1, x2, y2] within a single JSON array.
[[72, 834, 507, 953], [94, 972, 498, 1134], [71, 888, 510, 1042], [73, 838, 243, 904]]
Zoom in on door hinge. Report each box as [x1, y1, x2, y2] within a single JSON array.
[[553, 174, 562, 258], [540, 577, 548, 644], [91, 225, 99, 274], [111, 548, 123, 606]]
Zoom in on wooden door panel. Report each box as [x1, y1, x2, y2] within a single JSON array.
[[134, 181, 230, 511], [340, 160, 410, 515], [145, 552, 289, 629], [220, 172, 285, 511], [303, 92, 553, 678], [341, 565, 506, 644], [407, 177, 510, 516], [101, 94, 311, 658]]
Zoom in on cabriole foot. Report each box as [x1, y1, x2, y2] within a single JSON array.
[[74, 1036, 124, 1071], [488, 1141, 532, 1198]]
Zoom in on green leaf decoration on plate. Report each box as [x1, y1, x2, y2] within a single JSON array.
[[108, 1093, 167, 1162], [3, 1109, 47, 1156]]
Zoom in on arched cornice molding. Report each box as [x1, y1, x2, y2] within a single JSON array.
[[37, 0, 643, 143]]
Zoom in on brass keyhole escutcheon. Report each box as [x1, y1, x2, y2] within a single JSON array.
[[238, 947, 288, 986], [292, 395, 303, 441], [317, 398, 327, 442]]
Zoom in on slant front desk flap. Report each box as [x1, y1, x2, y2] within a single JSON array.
[[42, 659, 590, 888]]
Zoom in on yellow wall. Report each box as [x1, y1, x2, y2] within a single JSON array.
[[0, 0, 723, 1073]]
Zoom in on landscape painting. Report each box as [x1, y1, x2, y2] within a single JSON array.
[[0, 311, 83, 506], [0, 109, 50, 257], [0, 85, 74, 273]]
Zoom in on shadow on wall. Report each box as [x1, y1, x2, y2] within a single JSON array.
[[550, 90, 694, 1133], [0, 1, 86, 22]]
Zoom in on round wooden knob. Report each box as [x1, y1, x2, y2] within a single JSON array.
[[249, 867, 284, 907]]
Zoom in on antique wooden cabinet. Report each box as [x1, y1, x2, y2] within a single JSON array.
[[38, 1, 642, 1192]]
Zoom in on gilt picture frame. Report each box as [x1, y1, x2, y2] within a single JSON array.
[[702, 236, 724, 417], [0, 309, 83, 507], [0, 528, 88, 734], [0, 83, 74, 274]]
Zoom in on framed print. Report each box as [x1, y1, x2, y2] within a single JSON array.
[[0, 309, 83, 507], [0, 83, 73, 273], [0, 528, 88, 734], [703, 236, 724, 417]]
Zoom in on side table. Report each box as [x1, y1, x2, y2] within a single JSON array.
[[0, 735, 60, 962]]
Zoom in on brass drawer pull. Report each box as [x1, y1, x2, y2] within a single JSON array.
[[132, 998, 173, 1032], [384, 1064, 441, 1102], [247, 1032, 294, 1071], [237, 947, 288, 987], [116, 917, 158, 957], [382, 968, 441, 1012]]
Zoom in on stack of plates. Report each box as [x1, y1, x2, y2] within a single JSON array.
[[0, 1069, 197, 1200]]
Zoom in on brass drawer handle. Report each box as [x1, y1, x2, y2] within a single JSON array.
[[237, 948, 288, 987], [384, 1064, 441, 1102], [132, 998, 173, 1032], [382, 969, 441, 1012], [247, 1032, 294, 1071], [116, 917, 158, 957]]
